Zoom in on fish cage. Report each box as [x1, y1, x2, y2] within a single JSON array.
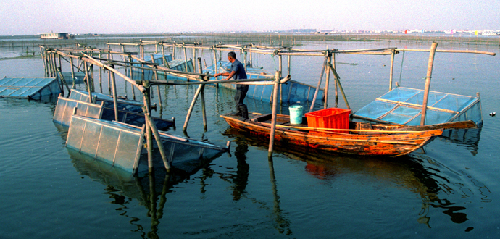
[[354, 87, 482, 126]]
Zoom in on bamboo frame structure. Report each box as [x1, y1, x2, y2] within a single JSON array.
[[41, 41, 496, 173]]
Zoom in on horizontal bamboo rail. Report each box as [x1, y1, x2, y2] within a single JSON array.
[[149, 76, 290, 86]]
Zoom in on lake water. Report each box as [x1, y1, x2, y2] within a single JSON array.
[[1, 37, 500, 238]]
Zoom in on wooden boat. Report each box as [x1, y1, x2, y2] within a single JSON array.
[[221, 112, 449, 156]]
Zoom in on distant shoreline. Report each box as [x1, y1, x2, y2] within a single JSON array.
[[1, 33, 499, 48]]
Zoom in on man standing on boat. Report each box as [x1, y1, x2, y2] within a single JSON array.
[[214, 51, 249, 119]]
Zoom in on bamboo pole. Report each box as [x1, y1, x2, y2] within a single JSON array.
[[56, 67, 71, 95], [84, 61, 92, 103], [420, 42, 438, 126], [129, 55, 137, 100], [278, 55, 283, 106], [70, 57, 76, 89], [199, 58, 207, 131], [107, 46, 112, 94], [143, 99, 171, 172], [389, 49, 395, 91], [143, 81, 154, 172], [110, 65, 119, 122], [183, 46, 188, 72], [324, 51, 331, 109], [98, 52, 102, 92], [152, 54, 162, 113], [268, 71, 280, 158], [90, 63, 94, 92], [332, 52, 338, 107], [287, 54, 291, 76], [329, 64, 350, 109], [193, 48, 197, 73], [183, 84, 203, 131], [309, 56, 328, 112], [40, 49, 47, 77]]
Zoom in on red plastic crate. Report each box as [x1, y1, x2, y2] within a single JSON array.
[[305, 108, 351, 131]]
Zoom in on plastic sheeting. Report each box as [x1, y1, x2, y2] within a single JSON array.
[[354, 87, 482, 125]]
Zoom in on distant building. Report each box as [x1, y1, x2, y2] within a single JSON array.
[[40, 33, 74, 39]]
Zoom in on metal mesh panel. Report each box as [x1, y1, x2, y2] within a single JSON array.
[[355, 87, 482, 125], [0, 78, 60, 98], [95, 126, 119, 164], [53, 97, 103, 126], [66, 116, 143, 173]]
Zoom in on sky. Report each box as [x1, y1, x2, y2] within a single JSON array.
[[1, 0, 499, 35]]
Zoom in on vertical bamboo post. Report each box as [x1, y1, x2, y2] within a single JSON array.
[[420, 42, 438, 126], [49, 52, 55, 77], [90, 64, 95, 92], [213, 48, 218, 88], [84, 61, 92, 103], [98, 52, 102, 92], [70, 57, 76, 89], [324, 51, 331, 109], [183, 46, 188, 72], [151, 54, 162, 113], [40, 48, 47, 77], [213, 48, 218, 76], [389, 49, 395, 91], [161, 43, 166, 66], [110, 65, 119, 122], [268, 71, 281, 158], [183, 84, 203, 131], [329, 64, 350, 109], [140, 43, 144, 59], [172, 44, 176, 60], [287, 54, 291, 76], [143, 81, 154, 173], [143, 100, 171, 172], [332, 51, 338, 107], [310, 56, 328, 112], [128, 55, 137, 100], [278, 54, 283, 106], [199, 59, 207, 131], [107, 46, 112, 94], [193, 48, 197, 73]]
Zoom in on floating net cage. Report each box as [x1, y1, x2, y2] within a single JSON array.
[[0, 77, 60, 99], [355, 87, 482, 126]]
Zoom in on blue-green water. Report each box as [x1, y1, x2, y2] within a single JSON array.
[[1, 38, 500, 238]]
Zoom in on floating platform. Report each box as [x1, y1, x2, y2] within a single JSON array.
[[0, 77, 61, 99], [354, 87, 482, 126]]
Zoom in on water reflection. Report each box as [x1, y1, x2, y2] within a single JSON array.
[[224, 126, 489, 230], [66, 148, 213, 238]]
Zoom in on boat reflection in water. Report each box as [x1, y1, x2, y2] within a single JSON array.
[[224, 127, 487, 229]]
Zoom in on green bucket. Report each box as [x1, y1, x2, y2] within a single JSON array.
[[289, 105, 304, 125]]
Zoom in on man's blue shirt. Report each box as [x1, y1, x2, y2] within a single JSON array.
[[230, 59, 247, 80]]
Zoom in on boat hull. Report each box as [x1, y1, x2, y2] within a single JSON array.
[[221, 113, 443, 156]]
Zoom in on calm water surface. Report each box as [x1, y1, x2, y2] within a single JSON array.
[[1, 38, 500, 238]]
